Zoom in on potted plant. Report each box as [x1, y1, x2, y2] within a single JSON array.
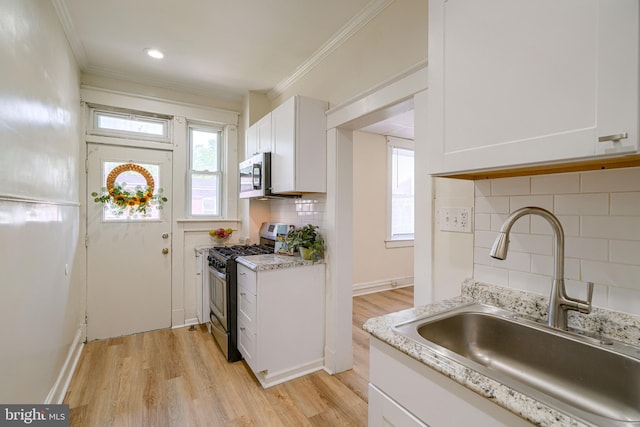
[[285, 224, 325, 262]]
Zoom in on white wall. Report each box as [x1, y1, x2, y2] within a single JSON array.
[[0, 0, 83, 402], [472, 167, 640, 317], [352, 131, 413, 291]]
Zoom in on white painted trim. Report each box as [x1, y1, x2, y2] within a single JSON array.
[[45, 328, 84, 404], [80, 86, 239, 125], [326, 62, 427, 129], [267, 0, 395, 100], [254, 358, 325, 388], [172, 318, 200, 329], [52, 0, 89, 69], [352, 278, 413, 297]]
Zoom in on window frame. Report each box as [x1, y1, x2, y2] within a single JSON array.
[[89, 108, 171, 142], [386, 136, 415, 248], [187, 123, 223, 218]]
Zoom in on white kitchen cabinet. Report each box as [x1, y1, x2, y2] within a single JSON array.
[[237, 262, 325, 387], [369, 337, 533, 427], [426, 0, 639, 176], [245, 112, 272, 159], [271, 95, 328, 193], [368, 384, 427, 427]]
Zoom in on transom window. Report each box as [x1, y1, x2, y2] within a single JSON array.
[[90, 109, 170, 141], [188, 124, 222, 217]]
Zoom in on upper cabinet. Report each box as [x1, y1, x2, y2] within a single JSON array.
[[245, 112, 272, 158], [271, 95, 328, 194], [426, 0, 639, 176]]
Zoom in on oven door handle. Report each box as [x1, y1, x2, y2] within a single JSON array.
[[209, 266, 226, 280]]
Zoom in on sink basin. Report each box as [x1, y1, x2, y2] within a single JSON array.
[[392, 303, 640, 426]]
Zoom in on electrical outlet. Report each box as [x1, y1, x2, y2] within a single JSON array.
[[438, 207, 473, 233]]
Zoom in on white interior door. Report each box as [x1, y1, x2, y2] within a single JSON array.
[[86, 143, 172, 340]]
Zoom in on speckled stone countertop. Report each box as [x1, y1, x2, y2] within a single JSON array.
[[363, 279, 640, 427], [236, 253, 323, 271]]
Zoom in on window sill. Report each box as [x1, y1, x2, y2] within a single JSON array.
[[176, 218, 240, 223], [385, 239, 414, 249]]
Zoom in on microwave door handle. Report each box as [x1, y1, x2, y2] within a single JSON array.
[[252, 164, 262, 189]]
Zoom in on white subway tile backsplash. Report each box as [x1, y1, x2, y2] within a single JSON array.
[[531, 173, 580, 195], [508, 271, 551, 296], [581, 167, 640, 193], [608, 286, 640, 316], [473, 264, 509, 287], [565, 279, 608, 307], [530, 215, 579, 237], [610, 240, 640, 266], [474, 168, 640, 316], [581, 216, 640, 240], [565, 237, 608, 261], [506, 233, 553, 256], [491, 213, 529, 232], [491, 176, 530, 196], [611, 192, 640, 216], [475, 196, 509, 214], [554, 193, 609, 216], [581, 260, 640, 289], [474, 213, 491, 231], [509, 195, 554, 212], [475, 180, 492, 197], [531, 254, 580, 280], [475, 249, 530, 272], [475, 230, 503, 249]]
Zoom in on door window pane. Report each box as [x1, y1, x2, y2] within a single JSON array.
[[102, 162, 162, 221]]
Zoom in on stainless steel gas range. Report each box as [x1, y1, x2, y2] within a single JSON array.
[[206, 222, 291, 361]]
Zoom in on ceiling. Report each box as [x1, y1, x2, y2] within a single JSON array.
[[54, 0, 413, 139]]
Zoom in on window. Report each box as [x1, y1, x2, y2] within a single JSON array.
[[388, 137, 414, 245], [91, 109, 170, 140], [188, 124, 222, 217]]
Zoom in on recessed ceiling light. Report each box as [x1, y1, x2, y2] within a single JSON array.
[[144, 48, 164, 59]]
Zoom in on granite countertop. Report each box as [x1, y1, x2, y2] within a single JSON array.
[[236, 253, 323, 271], [363, 279, 640, 427]]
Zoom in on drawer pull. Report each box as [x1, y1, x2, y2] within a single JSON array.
[[240, 292, 246, 296], [598, 132, 628, 142], [240, 327, 246, 331]]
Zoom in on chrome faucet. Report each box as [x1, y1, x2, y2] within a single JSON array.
[[490, 206, 593, 330]]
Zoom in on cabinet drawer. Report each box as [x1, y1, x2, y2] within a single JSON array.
[[238, 286, 256, 332], [237, 264, 257, 294], [238, 318, 257, 372]]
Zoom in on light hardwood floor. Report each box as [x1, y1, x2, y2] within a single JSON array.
[[64, 286, 413, 426]]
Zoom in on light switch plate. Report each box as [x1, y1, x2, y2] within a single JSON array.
[[438, 207, 473, 233]]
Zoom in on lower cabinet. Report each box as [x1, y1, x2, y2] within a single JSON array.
[[369, 384, 427, 427], [368, 337, 534, 427], [237, 262, 325, 388]]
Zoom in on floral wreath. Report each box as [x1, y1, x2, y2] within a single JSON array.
[[92, 163, 167, 217]]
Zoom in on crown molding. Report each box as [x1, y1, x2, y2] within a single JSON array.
[[267, 0, 395, 101], [52, 0, 89, 69]]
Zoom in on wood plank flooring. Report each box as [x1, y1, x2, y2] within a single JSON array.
[[64, 286, 413, 427]]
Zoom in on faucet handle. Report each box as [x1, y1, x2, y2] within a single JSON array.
[[577, 282, 594, 314]]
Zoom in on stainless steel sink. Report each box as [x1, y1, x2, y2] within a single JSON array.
[[393, 303, 640, 427]]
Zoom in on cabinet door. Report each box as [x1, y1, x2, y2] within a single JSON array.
[[256, 113, 273, 154], [427, 0, 639, 175], [245, 122, 258, 159], [271, 96, 297, 193]]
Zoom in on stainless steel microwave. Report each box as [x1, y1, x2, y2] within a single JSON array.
[[239, 152, 271, 199]]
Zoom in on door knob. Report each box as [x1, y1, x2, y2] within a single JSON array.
[[162, 233, 169, 239], [162, 248, 169, 254]]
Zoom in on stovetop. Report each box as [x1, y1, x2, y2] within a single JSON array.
[[208, 244, 274, 266]]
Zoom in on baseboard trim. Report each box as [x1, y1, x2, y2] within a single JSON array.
[[172, 318, 200, 329], [45, 327, 84, 404], [255, 358, 325, 388], [352, 277, 413, 297]]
